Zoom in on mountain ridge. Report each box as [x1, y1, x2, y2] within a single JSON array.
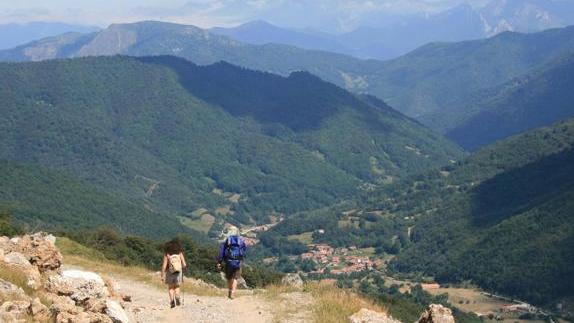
[[4, 20, 574, 131], [0, 55, 462, 237]]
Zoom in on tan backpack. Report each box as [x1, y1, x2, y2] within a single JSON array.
[[168, 254, 182, 274]]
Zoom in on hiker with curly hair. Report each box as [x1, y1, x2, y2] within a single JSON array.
[[161, 240, 187, 308]]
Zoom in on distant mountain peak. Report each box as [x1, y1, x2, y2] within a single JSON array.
[[240, 20, 276, 28]]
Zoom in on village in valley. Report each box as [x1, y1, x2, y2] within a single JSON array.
[[297, 243, 379, 275]]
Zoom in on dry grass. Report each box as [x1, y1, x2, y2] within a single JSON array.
[[0, 263, 53, 308], [424, 286, 510, 314], [305, 282, 387, 323], [0, 263, 36, 297], [287, 232, 314, 244], [56, 237, 220, 297], [261, 281, 389, 323], [179, 214, 215, 233], [258, 284, 303, 299]]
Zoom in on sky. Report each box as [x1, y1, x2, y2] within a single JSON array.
[[0, 0, 491, 32]]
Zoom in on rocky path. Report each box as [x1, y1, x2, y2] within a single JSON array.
[[89, 271, 313, 323]]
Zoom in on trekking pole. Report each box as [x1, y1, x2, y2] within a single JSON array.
[[181, 273, 185, 307]]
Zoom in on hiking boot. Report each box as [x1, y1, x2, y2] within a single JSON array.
[[170, 300, 176, 308], [175, 297, 181, 306]]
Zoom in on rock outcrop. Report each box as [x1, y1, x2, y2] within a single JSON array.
[[349, 304, 456, 323], [348, 308, 401, 323], [281, 273, 304, 290], [0, 232, 130, 322], [417, 304, 455, 323]]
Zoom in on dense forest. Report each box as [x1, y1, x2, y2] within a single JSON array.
[[3, 22, 574, 145], [378, 119, 574, 305], [435, 52, 574, 150], [259, 118, 574, 307], [0, 55, 461, 237]]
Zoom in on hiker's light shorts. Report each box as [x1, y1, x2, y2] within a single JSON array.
[[165, 271, 182, 286]]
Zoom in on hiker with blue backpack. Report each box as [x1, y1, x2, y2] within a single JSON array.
[[216, 226, 247, 299]]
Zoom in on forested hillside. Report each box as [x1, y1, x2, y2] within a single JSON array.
[[3, 21, 574, 129], [0, 56, 461, 237], [375, 119, 574, 305], [418, 52, 574, 150], [0, 161, 187, 238]]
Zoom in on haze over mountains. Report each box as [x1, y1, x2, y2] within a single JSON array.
[[0, 22, 98, 50], [3, 20, 574, 151], [212, 0, 574, 60]]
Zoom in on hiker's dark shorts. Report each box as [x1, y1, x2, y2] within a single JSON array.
[[165, 271, 182, 286], [224, 266, 241, 280]]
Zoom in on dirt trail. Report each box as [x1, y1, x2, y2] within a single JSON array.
[[71, 266, 314, 323]]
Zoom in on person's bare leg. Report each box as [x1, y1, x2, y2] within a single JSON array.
[[227, 279, 234, 299], [232, 279, 238, 295], [175, 287, 181, 305], [168, 286, 175, 303]]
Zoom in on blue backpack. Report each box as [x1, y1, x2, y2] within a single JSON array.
[[225, 235, 245, 269]]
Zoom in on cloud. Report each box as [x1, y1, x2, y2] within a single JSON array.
[[0, 0, 482, 30]]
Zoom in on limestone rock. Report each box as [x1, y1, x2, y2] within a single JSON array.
[[62, 270, 106, 286], [29, 297, 52, 322], [12, 232, 63, 273], [84, 298, 107, 313], [0, 300, 32, 322], [281, 273, 304, 290], [105, 300, 129, 323], [0, 278, 27, 300], [349, 308, 401, 323], [237, 276, 249, 289], [417, 304, 455, 323], [1, 252, 43, 289], [56, 311, 92, 323], [46, 294, 81, 315], [3, 251, 32, 267], [47, 270, 109, 302]]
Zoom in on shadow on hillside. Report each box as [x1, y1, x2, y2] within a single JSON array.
[[469, 147, 574, 227], [136, 56, 358, 132]]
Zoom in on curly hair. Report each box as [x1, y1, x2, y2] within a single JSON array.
[[164, 239, 182, 255]]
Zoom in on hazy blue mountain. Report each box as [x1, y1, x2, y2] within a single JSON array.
[[0, 55, 462, 237], [210, 20, 354, 56], [3, 20, 574, 142], [338, 4, 485, 60], [371, 25, 574, 117], [209, 1, 574, 61], [423, 53, 574, 151], [0, 22, 98, 50]]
